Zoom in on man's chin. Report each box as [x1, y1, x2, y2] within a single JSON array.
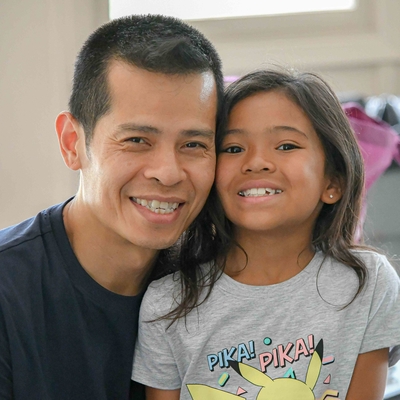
[[137, 235, 180, 252]]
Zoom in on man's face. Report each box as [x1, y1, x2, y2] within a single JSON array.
[[76, 61, 217, 251]]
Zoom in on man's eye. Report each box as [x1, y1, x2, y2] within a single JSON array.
[[223, 146, 243, 154], [128, 137, 146, 144], [185, 142, 206, 149], [277, 143, 299, 151]]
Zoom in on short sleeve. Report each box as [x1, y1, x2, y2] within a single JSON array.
[[131, 283, 181, 390], [360, 254, 400, 366]]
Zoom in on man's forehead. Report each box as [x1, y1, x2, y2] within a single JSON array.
[[106, 60, 216, 92], [199, 71, 216, 102]]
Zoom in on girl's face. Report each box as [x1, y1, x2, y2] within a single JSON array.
[[216, 90, 337, 239]]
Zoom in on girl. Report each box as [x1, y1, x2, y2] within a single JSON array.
[[132, 69, 400, 400]]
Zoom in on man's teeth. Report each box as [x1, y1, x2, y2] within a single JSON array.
[[132, 198, 179, 214], [238, 188, 283, 197]]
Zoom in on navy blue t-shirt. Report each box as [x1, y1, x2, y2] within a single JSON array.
[[0, 201, 144, 399]]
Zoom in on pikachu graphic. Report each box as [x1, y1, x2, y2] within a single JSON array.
[[187, 339, 331, 400]]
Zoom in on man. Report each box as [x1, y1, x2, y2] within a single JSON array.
[[0, 15, 223, 399]]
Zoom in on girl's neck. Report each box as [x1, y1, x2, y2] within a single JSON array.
[[224, 229, 315, 286]]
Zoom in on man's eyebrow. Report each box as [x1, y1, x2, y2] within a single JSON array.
[[116, 123, 160, 134], [116, 123, 215, 139], [181, 129, 215, 139]]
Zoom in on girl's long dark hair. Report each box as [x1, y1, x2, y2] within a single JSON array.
[[161, 68, 369, 325]]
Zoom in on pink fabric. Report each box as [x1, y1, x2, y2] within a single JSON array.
[[343, 102, 400, 191], [343, 102, 400, 241]]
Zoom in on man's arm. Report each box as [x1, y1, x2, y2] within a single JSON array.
[[146, 386, 180, 400], [0, 305, 12, 399], [130, 380, 146, 400], [346, 348, 389, 400]]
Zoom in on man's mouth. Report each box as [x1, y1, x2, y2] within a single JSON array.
[[238, 188, 283, 197], [131, 197, 180, 214]]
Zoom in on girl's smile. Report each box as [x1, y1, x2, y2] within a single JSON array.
[[235, 180, 284, 207]]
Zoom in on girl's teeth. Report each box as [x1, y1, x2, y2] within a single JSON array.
[[239, 188, 282, 197]]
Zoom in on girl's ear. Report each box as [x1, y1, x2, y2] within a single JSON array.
[[321, 175, 343, 204]]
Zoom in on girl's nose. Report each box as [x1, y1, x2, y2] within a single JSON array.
[[241, 149, 276, 173]]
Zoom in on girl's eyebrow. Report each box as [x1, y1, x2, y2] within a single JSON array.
[[272, 125, 308, 138], [225, 126, 308, 139]]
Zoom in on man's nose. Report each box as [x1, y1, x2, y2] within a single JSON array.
[[143, 146, 186, 186]]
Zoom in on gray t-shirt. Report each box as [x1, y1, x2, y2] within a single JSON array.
[[132, 251, 400, 400]]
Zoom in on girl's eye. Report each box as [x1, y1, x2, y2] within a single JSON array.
[[223, 146, 243, 154], [277, 143, 299, 151]]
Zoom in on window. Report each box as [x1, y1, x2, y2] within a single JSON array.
[[109, 0, 356, 21]]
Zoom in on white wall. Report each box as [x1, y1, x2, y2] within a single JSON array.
[[1, 0, 399, 246], [191, 0, 400, 95], [0, 0, 108, 228]]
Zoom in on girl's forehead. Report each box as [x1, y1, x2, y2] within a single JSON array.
[[227, 90, 313, 131]]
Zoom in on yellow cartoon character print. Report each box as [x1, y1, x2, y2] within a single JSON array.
[[187, 339, 326, 400]]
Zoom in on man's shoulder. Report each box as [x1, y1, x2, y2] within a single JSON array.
[[0, 215, 43, 252], [1, 210, 49, 252], [0, 202, 66, 277], [0, 202, 67, 250]]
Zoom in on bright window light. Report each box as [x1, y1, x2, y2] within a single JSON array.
[[109, 0, 357, 21]]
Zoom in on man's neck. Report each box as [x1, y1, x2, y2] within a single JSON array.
[[62, 200, 159, 296]]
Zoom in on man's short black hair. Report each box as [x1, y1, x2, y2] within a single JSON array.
[[69, 14, 223, 144]]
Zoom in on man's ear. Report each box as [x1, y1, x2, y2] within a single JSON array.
[[321, 175, 343, 204], [55, 112, 85, 171]]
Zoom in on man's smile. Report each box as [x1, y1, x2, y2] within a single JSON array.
[[131, 197, 181, 214]]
